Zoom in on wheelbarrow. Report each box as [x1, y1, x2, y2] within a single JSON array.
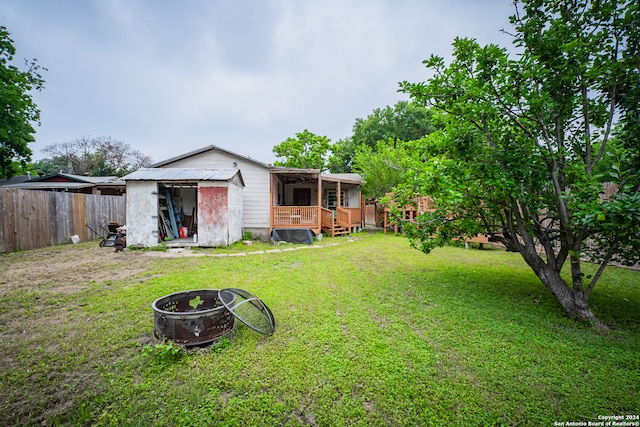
[[86, 222, 122, 247]]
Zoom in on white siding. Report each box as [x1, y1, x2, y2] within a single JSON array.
[[227, 181, 244, 243], [346, 186, 361, 208], [126, 181, 159, 247], [158, 150, 270, 237]]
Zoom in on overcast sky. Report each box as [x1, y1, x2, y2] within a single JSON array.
[[2, 0, 516, 165]]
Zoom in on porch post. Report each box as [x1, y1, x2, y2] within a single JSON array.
[[337, 180, 341, 208], [269, 172, 274, 233], [317, 174, 322, 230]]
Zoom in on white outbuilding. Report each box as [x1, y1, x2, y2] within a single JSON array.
[[122, 168, 244, 248]]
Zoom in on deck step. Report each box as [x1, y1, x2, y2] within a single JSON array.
[[322, 224, 350, 237]]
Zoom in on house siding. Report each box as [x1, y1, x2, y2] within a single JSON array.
[[156, 150, 270, 237]]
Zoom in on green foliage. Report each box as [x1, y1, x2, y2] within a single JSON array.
[[352, 100, 436, 148], [397, 0, 640, 326], [353, 139, 420, 200], [142, 340, 184, 367], [272, 129, 331, 170], [328, 100, 437, 173], [0, 25, 45, 179], [211, 336, 231, 353], [325, 136, 355, 173]]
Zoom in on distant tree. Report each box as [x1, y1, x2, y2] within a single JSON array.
[[328, 101, 436, 173], [272, 130, 331, 170], [0, 26, 46, 179], [326, 137, 355, 174], [90, 136, 152, 175], [28, 157, 65, 176], [38, 136, 152, 176], [352, 139, 418, 200], [396, 0, 640, 329]]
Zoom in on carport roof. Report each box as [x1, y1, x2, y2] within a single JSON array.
[[122, 168, 244, 186], [1, 182, 95, 190]]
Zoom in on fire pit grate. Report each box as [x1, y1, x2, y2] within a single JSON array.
[[152, 289, 235, 346], [152, 288, 275, 346]]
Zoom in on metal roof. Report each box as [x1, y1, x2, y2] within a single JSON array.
[[29, 173, 121, 184], [122, 168, 244, 185], [270, 168, 363, 185], [322, 173, 363, 184], [0, 175, 31, 186], [1, 182, 96, 190], [152, 144, 271, 169]]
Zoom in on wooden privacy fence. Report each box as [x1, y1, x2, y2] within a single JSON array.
[[0, 188, 126, 252]]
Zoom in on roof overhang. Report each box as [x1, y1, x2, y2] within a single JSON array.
[[270, 167, 320, 184], [1, 182, 95, 190], [122, 168, 245, 187], [152, 145, 271, 169]]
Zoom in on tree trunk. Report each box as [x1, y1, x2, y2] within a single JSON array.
[[520, 248, 609, 332]]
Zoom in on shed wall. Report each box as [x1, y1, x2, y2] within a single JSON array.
[[126, 181, 158, 247], [195, 180, 243, 247], [198, 184, 228, 247]]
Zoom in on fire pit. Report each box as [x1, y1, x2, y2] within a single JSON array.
[[152, 289, 234, 346], [152, 288, 275, 347]]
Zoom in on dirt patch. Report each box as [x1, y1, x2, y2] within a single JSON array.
[[0, 244, 151, 290], [0, 241, 166, 424]]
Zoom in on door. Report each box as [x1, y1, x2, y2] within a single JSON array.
[[293, 188, 311, 206]]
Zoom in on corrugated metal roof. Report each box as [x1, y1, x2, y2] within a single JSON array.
[[122, 168, 242, 183], [30, 173, 121, 184], [1, 182, 96, 189]]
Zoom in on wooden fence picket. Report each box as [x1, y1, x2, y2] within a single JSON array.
[[0, 188, 125, 252]]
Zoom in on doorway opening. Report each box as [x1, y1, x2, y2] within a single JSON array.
[[158, 183, 198, 243]]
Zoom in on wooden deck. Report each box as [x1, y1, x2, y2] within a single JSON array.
[[270, 206, 362, 237], [382, 195, 488, 246]]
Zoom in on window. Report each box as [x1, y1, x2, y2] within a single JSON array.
[[326, 190, 346, 209]]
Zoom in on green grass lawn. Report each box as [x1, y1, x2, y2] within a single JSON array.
[[1, 233, 639, 426]]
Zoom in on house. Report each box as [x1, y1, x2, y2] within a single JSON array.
[[151, 145, 271, 239], [270, 167, 363, 237], [122, 167, 244, 248], [0, 172, 126, 195], [151, 145, 364, 241]]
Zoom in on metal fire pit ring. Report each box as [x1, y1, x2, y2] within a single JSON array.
[[152, 289, 235, 347]]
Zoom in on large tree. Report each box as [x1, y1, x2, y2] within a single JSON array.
[[352, 139, 419, 200], [272, 129, 331, 170], [0, 26, 45, 179], [37, 136, 152, 176], [328, 100, 436, 173], [396, 0, 640, 329]]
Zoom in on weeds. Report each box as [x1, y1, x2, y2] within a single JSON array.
[[142, 340, 184, 367]]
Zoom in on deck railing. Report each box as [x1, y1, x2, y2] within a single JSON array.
[[271, 205, 362, 235], [336, 207, 351, 229], [271, 206, 319, 229], [343, 207, 362, 227], [321, 207, 334, 229]]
